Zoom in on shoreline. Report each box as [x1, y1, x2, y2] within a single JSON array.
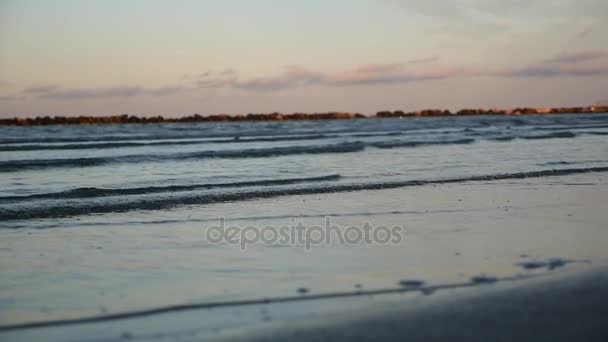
[[0, 273, 549, 332], [217, 263, 608, 341], [1, 263, 606, 341], [1, 106, 607, 126]]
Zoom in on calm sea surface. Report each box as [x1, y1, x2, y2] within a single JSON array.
[[1, 114, 608, 325], [1, 114, 608, 224]]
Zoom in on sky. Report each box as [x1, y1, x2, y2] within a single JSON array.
[[0, 0, 607, 117]]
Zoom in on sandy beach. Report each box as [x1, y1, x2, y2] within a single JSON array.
[[215, 264, 608, 342], [1, 258, 607, 341]]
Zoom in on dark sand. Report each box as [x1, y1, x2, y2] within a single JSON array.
[[2, 265, 608, 341], [216, 266, 608, 341]]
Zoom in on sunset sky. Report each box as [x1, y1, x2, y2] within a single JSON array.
[[1, 0, 607, 117]]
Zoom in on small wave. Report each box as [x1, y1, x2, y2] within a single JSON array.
[[509, 118, 527, 126], [0, 132, 414, 152], [491, 136, 516, 141], [489, 131, 576, 142], [370, 138, 475, 149], [541, 161, 576, 166], [2, 166, 607, 221], [0, 134, 331, 151], [581, 131, 608, 136], [538, 159, 608, 166], [0, 133, 317, 145], [0, 157, 109, 172], [0, 174, 341, 202], [0, 129, 404, 146], [515, 258, 585, 271], [0, 142, 365, 172], [521, 131, 577, 140], [536, 124, 608, 131], [0, 138, 475, 172]]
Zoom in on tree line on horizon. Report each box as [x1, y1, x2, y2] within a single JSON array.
[[1, 106, 607, 126]]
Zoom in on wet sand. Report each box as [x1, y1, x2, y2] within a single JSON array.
[[215, 264, 608, 342], [2, 263, 607, 341]]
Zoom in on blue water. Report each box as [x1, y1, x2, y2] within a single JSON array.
[[1, 114, 608, 226]]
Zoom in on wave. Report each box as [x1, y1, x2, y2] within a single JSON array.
[[0, 128, 595, 172], [0, 128, 407, 145], [2, 166, 607, 221], [0, 135, 180, 145], [521, 131, 577, 140], [0, 134, 329, 151], [0, 137, 483, 172], [0, 133, 313, 145], [0, 174, 341, 202], [582, 131, 608, 136], [491, 136, 516, 141], [0, 142, 366, 172], [0, 131, 415, 152], [488, 131, 577, 142], [370, 138, 475, 149], [0, 129, 586, 154], [538, 159, 608, 166], [533, 124, 608, 132]]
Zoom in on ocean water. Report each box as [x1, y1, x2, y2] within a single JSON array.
[[1, 114, 608, 223], [1, 114, 608, 326]]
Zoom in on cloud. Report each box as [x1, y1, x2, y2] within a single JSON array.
[[22, 84, 188, 100], [543, 50, 608, 64], [234, 66, 325, 91], [37, 86, 142, 100], [503, 50, 608, 78], [166, 49, 608, 92], [144, 86, 185, 96], [326, 63, 464, 86], [192, 63, 463, 90], [196, 75, 237, 88], [220, 69, 236, 76], [379, 0, 513, 36], [380, 0, 608, 42], [408, 56, 440, 64], [15, 50, 608, 99], [195, 66, 325, 91], [503, 63, 608, 78], [227, 50, 608, 90], [577, 26, 593, 38], [193, 62, 489, 90], [23, 84, 60, 94]]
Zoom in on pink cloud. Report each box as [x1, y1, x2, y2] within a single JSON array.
[[231, 67, 325, 91], [15, 50, 608, 100]]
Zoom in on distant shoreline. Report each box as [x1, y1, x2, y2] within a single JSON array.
[[1, 106, 607, 126]]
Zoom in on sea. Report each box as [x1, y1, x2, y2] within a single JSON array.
[[1, 114, 608, 327]]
